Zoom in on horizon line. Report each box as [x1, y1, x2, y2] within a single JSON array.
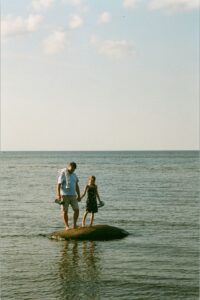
[[0, 149, 199, 152]]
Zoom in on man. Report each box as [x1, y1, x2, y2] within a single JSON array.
[[57, 162, 81, 230]]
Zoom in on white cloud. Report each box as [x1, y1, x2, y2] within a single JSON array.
[[123, 0, 139, 8], [68, 14, 83, 29], [98, 12, 111, 24], [61, 0, 89, 12], [32, 0, 54, 11], [1, 14, 43, 37], [62, 0, 82, 6], [149, 0, 200, 11], [43, 30, 69, 54], [90, 35, 135, 59]]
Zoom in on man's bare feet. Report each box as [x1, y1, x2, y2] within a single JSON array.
[[65, 226, 70, 230]]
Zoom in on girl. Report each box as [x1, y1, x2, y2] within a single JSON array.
[[81, 176, 102, 227]]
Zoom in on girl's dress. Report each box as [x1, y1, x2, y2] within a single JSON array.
[[86, 185, 98, 213]]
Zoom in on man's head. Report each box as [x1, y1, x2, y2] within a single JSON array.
[[67, 162, 77, 173]]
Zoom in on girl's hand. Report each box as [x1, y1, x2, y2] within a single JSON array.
[[98, 200, 104, 207]]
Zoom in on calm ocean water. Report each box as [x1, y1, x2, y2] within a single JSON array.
[[0, 151, 199, 300]]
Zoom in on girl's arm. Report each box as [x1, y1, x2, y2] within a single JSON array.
[[96, 185, 101, 203], [80, 185, 88, 199]]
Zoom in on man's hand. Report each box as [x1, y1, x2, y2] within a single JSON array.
[[77, 196, 81, 202]]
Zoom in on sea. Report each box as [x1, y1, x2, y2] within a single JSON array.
[[0, 151, 199, 300]]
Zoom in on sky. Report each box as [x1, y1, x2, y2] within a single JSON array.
[[1, 0, 199, 151]]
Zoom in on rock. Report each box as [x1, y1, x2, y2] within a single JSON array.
[[50, 224, 129, 241]]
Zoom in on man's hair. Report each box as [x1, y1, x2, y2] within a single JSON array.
[[69, 162, 77, 169]]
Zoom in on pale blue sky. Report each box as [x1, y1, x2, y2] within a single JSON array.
[[1, 0, 199, 150]]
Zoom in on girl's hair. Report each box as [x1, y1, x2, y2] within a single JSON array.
[[90, 175, 96, 181]]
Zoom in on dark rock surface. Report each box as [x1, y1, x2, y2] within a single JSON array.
[[50, 224, 129, 241]]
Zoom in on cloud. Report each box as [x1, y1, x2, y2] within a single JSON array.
[[98, 12, 111, 24], [68, 14, 83, 29], [1, 14, 43, 37], [61, 0, 89, 12], [123, 0, 139, 9], [61, 0, 82, 6], [32, 0, 54, 11], [149, 0, 200, 11], [90, 35, 135, 59], [43, 30, 69, 54]]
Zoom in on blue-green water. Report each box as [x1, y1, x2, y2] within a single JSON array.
[[0, 151, 199, 299]]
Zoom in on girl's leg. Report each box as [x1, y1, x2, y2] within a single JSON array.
[[89, 213, 94, 226], [82, 211, 88, 227]]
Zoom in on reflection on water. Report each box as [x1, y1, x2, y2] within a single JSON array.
[[1, 151, 198, 300], [58, 241, 101, 300]]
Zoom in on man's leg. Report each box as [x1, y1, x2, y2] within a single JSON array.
[[62, 210, 70, 230], [61, 196, 70, 230], [73, 208, 79, 228], [71, 196, 80, 228]]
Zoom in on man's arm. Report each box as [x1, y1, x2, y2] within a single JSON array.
[[76, 182, 81, 201], [57, 183, 61, 199]]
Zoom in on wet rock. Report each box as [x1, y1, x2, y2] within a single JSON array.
[[50, 224, 129, 241]]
